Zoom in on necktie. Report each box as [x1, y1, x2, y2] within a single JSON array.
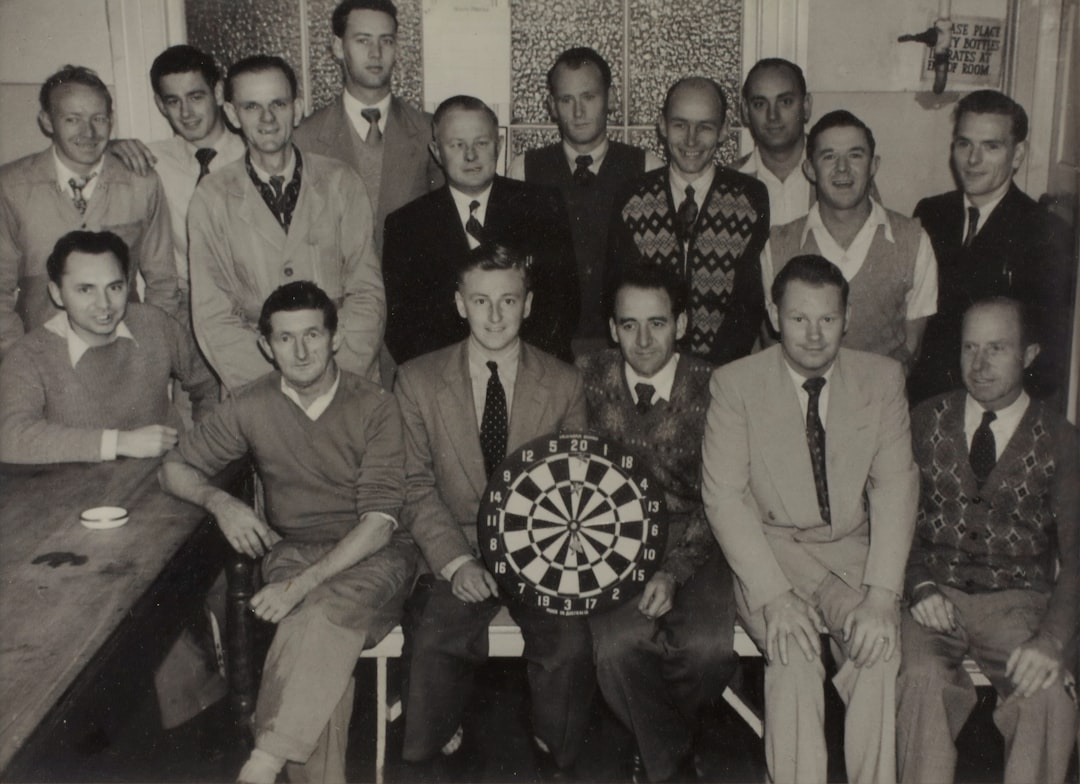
[[963, 205, 980, 248], [465, 200, 485, 244], [676, 184, 698, 240], [68, 173, 96, 214], [969, 410, 997, 484], [634, 383, 655, 415], [480, 361, 508, 476], [360, 107, 383, 145], [803, 377, 830, 524], [195, 147, 217, 182], [573, 155, 595, 187]]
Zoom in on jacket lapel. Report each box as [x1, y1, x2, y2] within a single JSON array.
[[507, 343, 550, 450], [282, 159, 326, 261], [234, 167, 288, 252], [823, 351, 876, 526], [435, 342, 488, 498]]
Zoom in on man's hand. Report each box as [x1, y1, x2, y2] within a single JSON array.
[[250, 574, 316, 623], [763, 590, 821, 665], [1005, 634, 1064, 699], [108, 139, 157, 177], [638, 572, 677, 620], [208, 494, 281, 558], [117, 425, 178, 458], [450, 559, 499, 603], [843, 585, 900, 668], [909, 584, 959, 633]]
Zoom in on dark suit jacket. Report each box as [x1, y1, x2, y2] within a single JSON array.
[[909, 184, 1075, 404], [293, 94, 443, 253], [383, 176, 580, 364]]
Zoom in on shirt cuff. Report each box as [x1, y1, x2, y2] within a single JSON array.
[[101, 429, 119, 461], [366, 510, 399, 530], [441, 554, 474, 581]]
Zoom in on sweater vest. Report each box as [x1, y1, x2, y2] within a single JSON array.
[[525, 142, 646, 340], [770, 208, 921, 365], [347, 117, 384, 220]]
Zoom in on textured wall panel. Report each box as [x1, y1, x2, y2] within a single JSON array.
[[509, 0, 625, 125], [627, 0, 742, 127], [507, 127, 561, 163], [625, 127, 737, 167], [186, 0, 304, 78]]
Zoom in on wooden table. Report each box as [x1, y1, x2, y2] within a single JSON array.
[[0, 457, 241, 777]]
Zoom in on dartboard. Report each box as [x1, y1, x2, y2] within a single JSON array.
[[478, 432, 667, 617]]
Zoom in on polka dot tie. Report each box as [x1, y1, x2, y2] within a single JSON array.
[[969, 409, 997, 485], [803, 376, 830, 524], [480, 361, 507, 476], [573, 154, 595, 187], [634, 382, 655, 415]]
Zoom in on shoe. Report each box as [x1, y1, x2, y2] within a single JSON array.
[[440, 724, 464, 756]]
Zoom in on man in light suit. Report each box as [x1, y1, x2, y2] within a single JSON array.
[[188, 55, 384, 393], [293, 0, 442, 255], [383, 95, 579, 365], [394, 244, 593, 778], [702, 254, 919, 784]]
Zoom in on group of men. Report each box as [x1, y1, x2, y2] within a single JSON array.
[[0, 0, 1075, 783]]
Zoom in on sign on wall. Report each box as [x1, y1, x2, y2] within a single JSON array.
[[922, 16, 1006, 88]]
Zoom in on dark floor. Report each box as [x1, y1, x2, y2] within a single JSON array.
[[8, 654, 1077, 784]]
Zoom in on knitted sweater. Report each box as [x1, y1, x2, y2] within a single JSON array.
[[576, 349, 719, 583], [170, 370, 405, 543], [907, 391, 1080, 645], [0, 303, 217, 464]]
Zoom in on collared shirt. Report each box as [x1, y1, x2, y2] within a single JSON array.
[[762, 199, 938, 321], [249, 146, 297, 185], [467, 335, 520, 425], [963, 390, 1029, 453], [506, 138, 665, 181], [343, 90, 392, 139], [962, 190, 1008, 242], [738, 144, 811, 227], [279, 367, 341, 421], [624, 353, 680, 404], [783, 360, 836, 429], [44, 312, 137, 460], [449, 184, 493, 249], [668, 164, 715, 211], [54, 147, 105, 202]]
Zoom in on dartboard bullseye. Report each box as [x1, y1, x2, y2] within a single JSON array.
[[478, 432, 667, 617]]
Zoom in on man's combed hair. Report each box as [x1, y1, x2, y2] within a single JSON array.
[[771, 254, 849, 309], [612, 263, 689, 320], [964, 295, 1041, 348], [331, 0, 398, 37], [547, 47, 612, 92], [225, 55, 299, 102], [807, 109, 876, 158], [258, 281, 339, 338], [39, 65, 112, 115], [662, 76, 727, 123], [955, 89, 1028, 144], [454, 243, 532, 290], [46, 230, 131, 284], [432, 95, 498, 137], [742, 58, 807, 102], [150, 45, 222, 95]]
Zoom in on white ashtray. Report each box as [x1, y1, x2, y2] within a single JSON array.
[[80, 506, 130, 529]]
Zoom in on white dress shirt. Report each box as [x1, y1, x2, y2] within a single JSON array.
[[738, 145, 811, 227], [449, 184, 493, 249], [624, 353, 680, 404], [343, 90, 392, 139]]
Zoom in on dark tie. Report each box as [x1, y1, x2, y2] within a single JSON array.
[[269, 174, 285, 201], [676, 184, 698, 240], [68, 174, 96, 214], [195, 147, 217, 182], [573, 154, 595, 186], [480, 361, 508, 476], [360, 107, 382, 145], [634, 382, 655, 415], [969, 410, 997, 484], [963, 205, 980, 248], [803, 377, 830, 524], [465, 199, 485, 244]]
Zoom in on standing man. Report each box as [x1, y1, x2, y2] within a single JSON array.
[[577, 263, 735, 783], [909, 90, 1074, 404], [294, 0, 443, 254], [509, 47, 663, 353], [897, 297, 1078, 784], [608, 77, 770, 368], [702, 255, 918, 784], [384, 95, 578, 364], [0, 65, 178, 357], [188, 55, 384, 393], [763, 110, 938, 372], [394, 244, 592, 778], [161, 281, 416, 784]]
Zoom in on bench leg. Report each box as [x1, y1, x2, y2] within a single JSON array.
[[375, 657, 387, 784]]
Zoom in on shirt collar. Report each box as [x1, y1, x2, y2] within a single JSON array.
[[279, 367, 341, 420], [343, 90, 392, 135], [624, 353, 680, 403], [801, 197, 893, 247], [669, 164, 716, 201], [467, 335, 521, 370], [964, 389, 1029, 437], [248, 145, 297, 184], [745, 143, 807, 185], [783, 358, 836, 396], [178, 125, 243, 162], [44, 311, 136, 367], [53, 147, 105, 190], [449, 183, 493, 220], [964, 189, 1008, 225], [562, 137, 609, 172]]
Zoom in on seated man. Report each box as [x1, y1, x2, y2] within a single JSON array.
[[394, 244, 593, 777], [702, 255, 918, 784], [577, 264, 736, 782], [0, 230, 215, 464], [160, 281, 416, 784], [897, 296, 1078, 784]]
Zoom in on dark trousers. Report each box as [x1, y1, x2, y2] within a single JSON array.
[[401, 574, 595, 768]]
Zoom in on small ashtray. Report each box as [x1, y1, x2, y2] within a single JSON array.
[[80, 506, 130, 529]]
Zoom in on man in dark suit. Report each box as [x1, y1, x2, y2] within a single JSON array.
[[394, 244, 592, 777], [383, 95, 579, 365], [293, 0, 442, 254], [908, 90, 1074, 405]]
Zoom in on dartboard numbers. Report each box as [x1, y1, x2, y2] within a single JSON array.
[[478, 432, 667, 617]]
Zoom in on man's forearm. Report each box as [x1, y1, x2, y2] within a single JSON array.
[[293, 512, 397, 592], [159, 459, 235, 512]]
